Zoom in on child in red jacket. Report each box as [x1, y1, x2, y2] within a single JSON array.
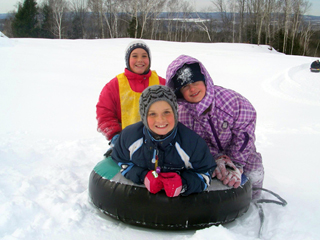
[[96, 40, 166, 146]]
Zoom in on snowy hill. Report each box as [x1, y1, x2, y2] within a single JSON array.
[[0, 37, 320, 240]]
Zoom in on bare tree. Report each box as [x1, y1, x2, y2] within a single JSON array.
[[121, 0, 139, 38], [16, 0, 313, 55], [300, 20, 312, 56], [140, 0, 166, 38], [195, 12, 212, 42], [2, 11, 15, 37], [164, 0, 193, 42], [290, 0, 310, 54], [245, 0, 257, 43], [70, 0, 88, 38], [87, 0, 105, 38], [122, 0, 167, 39], [257, 0, 268, 45], [212, 0, 233, 42], [230, 0, 236, 43], [314, 40, 320, 57], [237, 0, 246, 43], [180, 2, 194, 42], [47, 0, 68, 39], [164, 0, 179, 41], [282, 0, 292, 53], [264, 0, 278, 45], [149, 11, 163, 40], [101, 0, 124, 38]]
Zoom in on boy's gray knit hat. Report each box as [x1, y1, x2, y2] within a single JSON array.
[[125, 40, 151, 72], [139, 85, 178, 131]]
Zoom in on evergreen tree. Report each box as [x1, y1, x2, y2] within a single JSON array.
[[71, 15, 84, 39], [39, 3, 54, 39], [11, 0, 39, 37], [127, 17, 141, 38]]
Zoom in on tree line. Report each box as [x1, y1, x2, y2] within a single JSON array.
[[2, 0, 319, 57]]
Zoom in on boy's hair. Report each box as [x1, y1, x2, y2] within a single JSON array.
[[139, 85, 178, 130], [171, 63, 205, 98], [125, 40, 151, 72]]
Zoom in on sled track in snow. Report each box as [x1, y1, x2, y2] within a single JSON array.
[[262, 63, 320, 106]]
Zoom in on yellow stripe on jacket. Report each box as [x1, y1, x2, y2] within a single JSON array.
[[118, 71, 160, 129]]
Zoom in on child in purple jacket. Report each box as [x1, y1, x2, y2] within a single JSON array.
[[166, 55, 264, 199]]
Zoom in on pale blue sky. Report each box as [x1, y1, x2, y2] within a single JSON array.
[[0, 0, 319, 16]]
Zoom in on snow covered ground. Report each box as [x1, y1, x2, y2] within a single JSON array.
[[1, 37, 320, 240]]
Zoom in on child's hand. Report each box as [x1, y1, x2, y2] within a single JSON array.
[[212, 155, 243, 188], [144, 171, 163, 194], [223, 167, 243, 188], [159, 172, 182, 197], [212, 155, 235, 180], [144, 171, 183, 197]]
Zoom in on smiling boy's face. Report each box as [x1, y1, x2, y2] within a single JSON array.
[[129, 48, 150, 74], [147, 101, 175, 135], [180, 81, 206, 103]]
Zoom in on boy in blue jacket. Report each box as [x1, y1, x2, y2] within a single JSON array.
[[111, 85, 216, 197]]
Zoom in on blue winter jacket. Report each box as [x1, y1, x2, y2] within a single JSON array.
[[111, 122, 216, 196]]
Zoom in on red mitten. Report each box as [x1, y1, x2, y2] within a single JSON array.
[[144, 171, 163, 194], [159, 172, 182, 197]]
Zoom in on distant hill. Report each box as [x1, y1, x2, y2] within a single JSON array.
[[0, 11, 319, 28], [0, 11, 319, 20], [0, 13, 9, 19]]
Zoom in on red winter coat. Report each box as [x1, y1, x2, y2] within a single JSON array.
[[96, 68, 166, 140]]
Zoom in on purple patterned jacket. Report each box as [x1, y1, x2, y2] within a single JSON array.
[[166, 55, 263, 175]]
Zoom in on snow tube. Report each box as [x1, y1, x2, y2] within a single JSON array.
[[88, 157, 252, 230], [310, 68, 320, 73]]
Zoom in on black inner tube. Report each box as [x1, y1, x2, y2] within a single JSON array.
[[88, 157, 252, 230]]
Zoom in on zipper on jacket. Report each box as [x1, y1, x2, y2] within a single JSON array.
[[208, 117, 224, 152], [151, 149, 161, 173], [239, 132, 249, 152]]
